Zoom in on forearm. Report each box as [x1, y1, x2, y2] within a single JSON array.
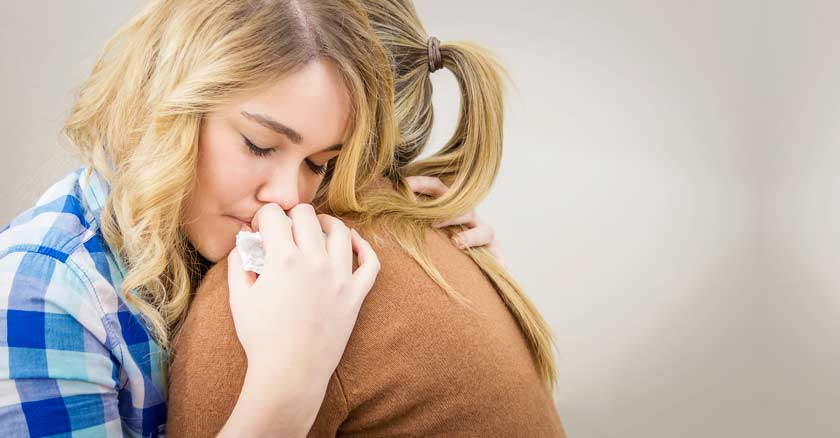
[[217, 364, 329, 438]]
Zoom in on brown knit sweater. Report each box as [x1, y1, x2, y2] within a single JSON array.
[[166, 224, 565, 437]]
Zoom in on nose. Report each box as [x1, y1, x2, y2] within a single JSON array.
[[255, 166, 301, 211]]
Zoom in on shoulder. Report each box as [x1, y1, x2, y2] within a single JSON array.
[[337, 226, 541, 387], [0, 166, 123, 307], [0, 169, 169, 436], [0, 209, 148, 396], [343, 224, 503, 364], [0, 167, 128, 359], [1, 167, 102, 259], [359, 223, 485, 307]]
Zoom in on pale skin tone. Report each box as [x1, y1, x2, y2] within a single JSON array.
[[180, 58, 503, 437]]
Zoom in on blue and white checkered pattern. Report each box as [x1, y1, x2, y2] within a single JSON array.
[[0, 167, 167, 437]]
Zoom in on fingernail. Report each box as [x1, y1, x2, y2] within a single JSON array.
[[452, 236, 465, 248]]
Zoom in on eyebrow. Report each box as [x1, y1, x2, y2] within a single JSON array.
[[240, 111, 343, 152]]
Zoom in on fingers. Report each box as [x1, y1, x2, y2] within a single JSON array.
[[432, 211, 476, 229], [405, 176, 449, 197], [452, 224, 495, 249], [227, 247, 257, 291], [318, 214, 352, 274], [287, 204, 326, 256], [252, 203, 295, 259], [486, 240, 506, 267], [349, 228, 380, 302], [450, 223, 506, 266]]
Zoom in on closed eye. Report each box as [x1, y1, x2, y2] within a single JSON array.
[[243, 135, 329, 175]]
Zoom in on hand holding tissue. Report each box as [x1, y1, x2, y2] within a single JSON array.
[[235, 229, 329, 275]]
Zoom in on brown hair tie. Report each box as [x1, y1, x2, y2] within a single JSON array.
[[427, 36, 443, 73]]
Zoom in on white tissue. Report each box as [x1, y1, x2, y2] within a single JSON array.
[[236, 231, 265, 274], [235, 229, 330, 274]]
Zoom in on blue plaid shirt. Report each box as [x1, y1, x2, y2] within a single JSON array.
[[0, 167, 167, 437]]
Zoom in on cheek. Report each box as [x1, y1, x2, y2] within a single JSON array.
[[183, 123, 262, 261], [300, 174, 323, 203], [197, 124, 260, 203]]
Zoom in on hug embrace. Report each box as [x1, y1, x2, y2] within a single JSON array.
[[0, 0, 563, 436]]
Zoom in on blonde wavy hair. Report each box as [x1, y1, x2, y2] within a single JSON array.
[[63, 0, 557, 390]]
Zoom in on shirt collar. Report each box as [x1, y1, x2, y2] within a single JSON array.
[[78, 166, 109, 226], [78, 166, 129, 278]]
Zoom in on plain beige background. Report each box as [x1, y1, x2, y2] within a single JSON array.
[[1, 1, 834, 437]]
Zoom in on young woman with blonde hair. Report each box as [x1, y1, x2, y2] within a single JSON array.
[[0, 0, 506, 436], [166, 0, 563, 436]]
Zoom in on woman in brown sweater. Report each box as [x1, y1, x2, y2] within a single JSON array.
[[168, 213, 564, 437], [168, 0, 564, 436]]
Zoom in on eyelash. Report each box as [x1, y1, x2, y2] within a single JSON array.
[[242, 135, 329, 176]]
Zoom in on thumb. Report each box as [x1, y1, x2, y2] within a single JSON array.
[[227, 245, 256, 292]]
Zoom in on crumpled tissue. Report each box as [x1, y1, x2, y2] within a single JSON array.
[[235, 231, 265, 274]]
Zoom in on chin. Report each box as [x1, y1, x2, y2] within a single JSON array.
[[201, 248, 226, 264], [204, 237, 237, 264], [189, 222, 238, 264]]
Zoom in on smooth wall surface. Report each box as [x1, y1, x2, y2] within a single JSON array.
[[0, 1, 146, 211], [760, 1, 840, 436], [417, 2, 764, 436], [0, 1, 831, 437]]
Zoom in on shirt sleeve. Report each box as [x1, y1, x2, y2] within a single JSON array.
[[0, 250, 123, 437]]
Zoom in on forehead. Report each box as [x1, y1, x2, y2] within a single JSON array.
[[230, 58, 352, 150]]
